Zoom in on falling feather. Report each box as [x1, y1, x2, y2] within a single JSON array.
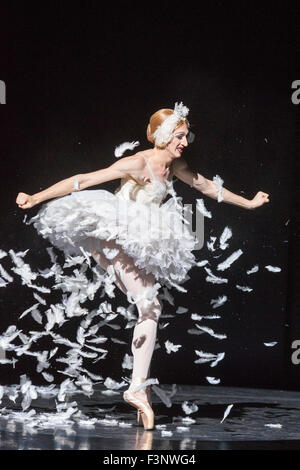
[[196, 260, 209, 267], [134, 378, 159, 393], [188, 328, 204, 335], [122, 354, 133, 370], [236, 285, 253, 292], [196, 199, 212, 218], [205, 267, 228, 284], [210, 295, 227, 309], [265, 265, 281, 272], [195, 324, 227, 340], [176, 306, 188, 314], [219, 226, 232, 250], [33, 293, 47, 305], [0, 277, 8, 287], [207, 236, 217, 252], [247, 265, 259, 274], [220, 404, 234, 423], [31, 308, 43, 325], [165, 340, 182, 354], [217, 249, 243, 271], [104, 377, 127, 390], [114, 141, 140, 157], [194, 350, 225, 367], [0, 249, 7, 259], [86, 336, 108, 344], [159, 322, 170, 330], [42, 372, 54, 383], [213, 175, 224, 202], [0, 358, 18, 367], [111, 337, 127, 344], [0, 264, 14, 283], [152, 385, 172, 408], [0, 326, 21, 350]]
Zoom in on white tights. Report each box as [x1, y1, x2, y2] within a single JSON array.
[[91, 239, 162, 380]]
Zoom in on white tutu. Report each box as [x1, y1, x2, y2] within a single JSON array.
[[28, 157, 199, 291]]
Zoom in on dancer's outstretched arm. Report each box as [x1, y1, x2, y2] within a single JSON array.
[[173, 158, 270, 210], [16, 156, 145, 210]]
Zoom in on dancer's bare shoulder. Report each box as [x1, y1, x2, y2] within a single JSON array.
[[113, 152, 148, 185]]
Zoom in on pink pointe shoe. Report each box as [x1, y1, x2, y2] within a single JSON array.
[[137, 386, 152, 426], [123, 377, 154, 431]]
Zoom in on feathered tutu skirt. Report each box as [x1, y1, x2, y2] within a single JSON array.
[[28, 189, 198, 291]]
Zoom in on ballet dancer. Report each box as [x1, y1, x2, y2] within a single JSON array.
[[16, 103, 269, 430]]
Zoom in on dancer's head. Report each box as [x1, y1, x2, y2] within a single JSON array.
[[146, 103, 190, 157]]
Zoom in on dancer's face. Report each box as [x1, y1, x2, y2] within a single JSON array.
[[166, 123, 189, 158]]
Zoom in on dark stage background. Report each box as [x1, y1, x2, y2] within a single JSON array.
[[0, 2, 299, 390]]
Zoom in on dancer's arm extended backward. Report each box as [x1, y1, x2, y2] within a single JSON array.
[[16, 156, 144, 210], [173, 158, 270, 210]]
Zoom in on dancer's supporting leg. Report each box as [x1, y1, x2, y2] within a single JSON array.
[[92, 239, 161, 429], [91, 239, 162, 384]]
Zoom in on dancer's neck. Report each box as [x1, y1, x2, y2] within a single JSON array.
[[149, 147, 174, 168]]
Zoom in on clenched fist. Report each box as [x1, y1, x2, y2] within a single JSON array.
[[249, 191, 270, 210], [16, 192, 37, 210]]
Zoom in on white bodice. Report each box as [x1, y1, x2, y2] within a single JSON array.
[[114, 155, 170, 205]]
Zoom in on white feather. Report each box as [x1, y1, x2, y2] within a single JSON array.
[[265, 265, 281, 272], [0, 249, 7, 259], [196, 199, 212, 218], [195, 324, 227, 340], [210, 295, 227, 309], [213, 174, 224, 202], [247, 265, 259, 274], [219, 226, 232, 250], [134, 378, 159, 393], [205, 267, 228, 284], [165, 340, 182, 354], [217, 249, 243, 271], [114, 141, 140, 157], [122, 353, 133, 370], [206, 376, 221, 385], [236, 285, 253, 292], [152, 385, 172, 408], [220, 404, 234, 423], [104, 377, 127, 390], [0, 264, 14, 283], [182, 401, 198, 415]]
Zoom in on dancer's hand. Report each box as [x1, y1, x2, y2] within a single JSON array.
[[249, 191, 270, 210], [16, 192, 37, 209]]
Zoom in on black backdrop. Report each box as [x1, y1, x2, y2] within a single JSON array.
[[0, 1, 299, 389]]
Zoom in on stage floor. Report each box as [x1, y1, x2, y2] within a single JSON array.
[[0, 385, 300, 450]]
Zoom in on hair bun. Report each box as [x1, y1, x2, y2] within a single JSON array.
[[146, 123, 155, 144]]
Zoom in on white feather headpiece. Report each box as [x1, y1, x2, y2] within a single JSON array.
[[153, 102, 189, 147]]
